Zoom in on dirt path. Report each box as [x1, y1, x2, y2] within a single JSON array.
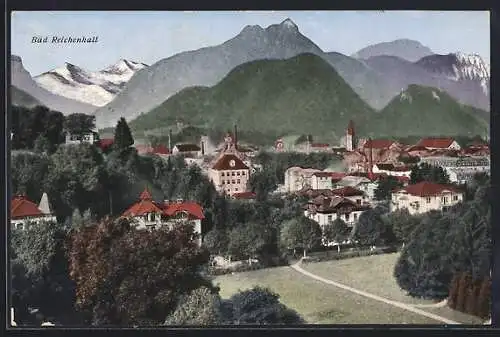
[[291, 262, 460, 325]]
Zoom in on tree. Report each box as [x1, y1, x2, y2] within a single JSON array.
[[280, 216, 322, 258], [203, 228, 229, 256], [352, 207, 392, 247], [113, 117, 134, 150], [68, 217, 214, 325], [476, 277, 491, 319], [410, 163, 450, 185], [64, 113, 96, 139], [248, 169, 279, 201], [164, 287, 223, 325], [387, 209, 420, 245], [322, 218, 350, 252], [448, 273, 461, 309], [11, 221, 77, 324], [34, 135, 51, 154], [374, 176, 403, 201], [227, 222, 270, 262], [227, 287, 304, 324]]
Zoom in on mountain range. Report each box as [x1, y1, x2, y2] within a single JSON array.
[[11, 18, 490, 130], [34, 59, 148, 106], [129, 53, 488, 141]]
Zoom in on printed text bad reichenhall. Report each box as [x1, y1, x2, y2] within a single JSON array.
[[32, 36, 99, 44]]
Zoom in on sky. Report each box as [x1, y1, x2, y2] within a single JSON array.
[[11, 10, 490, 76]]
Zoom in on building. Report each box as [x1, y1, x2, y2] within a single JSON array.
[[416, 137, 461, 151], [331, 186, 366, 205], [310, 143, 331, 153], [97, 138, 115, 152], [11, 193, 57, 230], [390, 181, 464, 215], [209, 153, 251, 196], [304, 195, 370, 227], [172, 144, 202, 157], [372, 163, 412, 178], [420, 156, 490, 183], [122, 189, 204, 245], [310, 172, 346, 190], [65, 130, 99, 145], [284, 166, 323, 192], [346, 120, 355, 152]]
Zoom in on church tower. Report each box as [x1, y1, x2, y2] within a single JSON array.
[[346, 120, 355, 151]]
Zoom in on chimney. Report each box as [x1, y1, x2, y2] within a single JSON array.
[[201, 140, 205, 156], [168, 130, 172, 151], [234, 124, 238, 149]]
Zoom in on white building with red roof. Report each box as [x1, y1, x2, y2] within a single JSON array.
[[122, 189, 204, 245], [304, 195, 370, 228], [390, 182, 464, 215], [11, 193, 57, 230], [310, 172, 346, 190], [416, 137, 461, 151], [208, 153, 251, 196]]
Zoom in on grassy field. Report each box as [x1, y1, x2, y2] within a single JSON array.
[[214, 253, 484, 325]]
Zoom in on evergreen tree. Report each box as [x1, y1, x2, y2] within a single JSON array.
[[374, 176, 403, 201], [410, 163, 450, 184], [113, 118, 134, 150]]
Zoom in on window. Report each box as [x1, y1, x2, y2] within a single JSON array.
[[227, 189, 231, 193], [242, 171, 246, 176], [453, 195, 459, 201], [16, 223, 23, 230], [354, 213, 358, 220], [222, 180, 225, 184], [345, 214, 350, 221], [441, 197, 448, 204], [232, 180, 235, 184], [232, 172, 235, 176], [235, 188, 239, 192], [237, 172, 241, 176], [327, 215, 332, 222], [221, 172, 225, 177], [426, 197, 431, 203], [237, 179, 240, 184], [356, 199, 361, 205]]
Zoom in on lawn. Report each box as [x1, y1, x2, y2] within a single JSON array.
[[214, 253, 484, 325]]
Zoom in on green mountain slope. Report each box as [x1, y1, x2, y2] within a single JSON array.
[[371, 85, 489, 138], [129, 53, 376, 141], [11, 85, 42, 107]]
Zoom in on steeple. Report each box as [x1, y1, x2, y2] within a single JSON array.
[[38, 192, 52, 215], [346, 120, 355, 151]]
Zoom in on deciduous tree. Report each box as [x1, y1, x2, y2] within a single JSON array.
[[280, 216, 322, 258]]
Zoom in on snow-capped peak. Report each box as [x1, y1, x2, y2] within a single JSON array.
[[34, 59, 148, 107], [281, 18, 298, 30], [452, 52, 490, 80]]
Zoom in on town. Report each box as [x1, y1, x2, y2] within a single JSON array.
[[10, 108, 491, 326]]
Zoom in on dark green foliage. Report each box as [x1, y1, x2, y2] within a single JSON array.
[[387, 209, 421, 244], [322, 218, 350, 248], [248, 169, 279, 201], [374, 176, 403, 201], [352, 206, 394, 247], [64, 113, 96, 138], [227, 222, 271, 260], [226, 287, 305, 324], [394, 176, 490, 300], [203, 228, 230, 256], [129, 54, 375, 142], [409, 162, 450, 185], [447, 274, 460, 309], [113, 117, 134, 150], [11, 221, 78, 325], [164, 287, 223, 325], [375, 84, 489, 137], [11, 151, 50, 201], [11, 105, 65, 152], [280, 216, 322, 257]]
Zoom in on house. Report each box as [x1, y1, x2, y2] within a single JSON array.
[[122, 189, 204, 245], [416, 137, 461, 151], [172, 144, 202, 157], [134, 143, 171, 158], [390, 181, 464, 215], [65, 130, 99, 145], [310, 172, 346, 190], [97, 138, 114, 152], [231, 191, 257, 201], [310, 143, 331, 153], [304, 195, 370, 227], [331, 186, 366, 205], [11, 193, 57, 230], [209, 153, 251, 196], [284, 167, 323, 192]]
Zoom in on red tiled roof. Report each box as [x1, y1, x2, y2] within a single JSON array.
[[11, 195, 43, 219], [364, 139, 395, 149], [311, 143, 330, 148], [396, 181, 461, 197], [164, 202, 204, 220], [212, 154, 249, 171], [312, 172, 346, 179], [98, 138, 114, 150], [232, 192, 257, 199], [416, 137, 455, 149], [407, 145, 428, 152], [135, 144, 153, 154], [394, 176, 410, 184], [153, 144, 170, 155], [331, 186, 364, 197]]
